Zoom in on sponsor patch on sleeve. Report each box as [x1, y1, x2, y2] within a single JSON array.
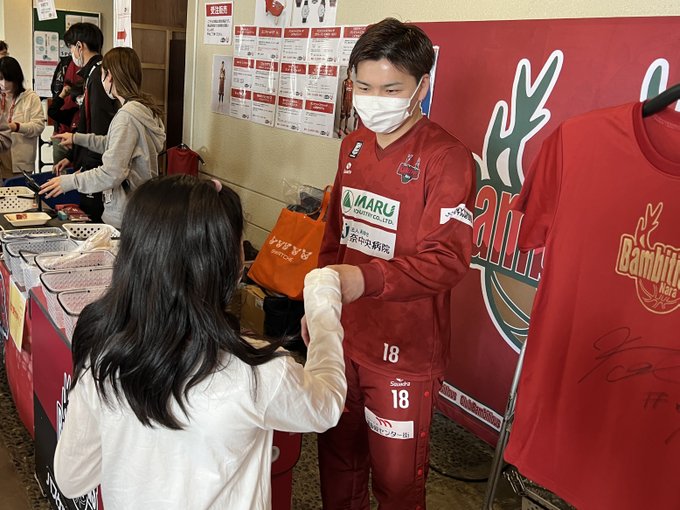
[[440, 204, 473, 227], [364, 407, 414, 440]]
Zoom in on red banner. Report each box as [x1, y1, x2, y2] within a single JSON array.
[[417, 16, 680, 445]]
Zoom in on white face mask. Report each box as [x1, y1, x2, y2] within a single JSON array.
[[71, 44, 84, 67], [353, 77, 423, 134], [101, 72, 115, 100]]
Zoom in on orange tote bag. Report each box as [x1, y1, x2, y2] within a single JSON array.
[[248, 187, 331, 300]]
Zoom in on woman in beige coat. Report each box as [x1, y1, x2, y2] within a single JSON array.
[[0, 56, 45, 179]]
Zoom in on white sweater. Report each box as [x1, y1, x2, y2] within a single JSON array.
[[53, 268, 346, 510], [6, 89, 45, 173]]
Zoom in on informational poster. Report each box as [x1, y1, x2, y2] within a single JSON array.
[[308, 27, 341, 64], [82, 15, 99, 26], [305, 64, 338, 102], [33, 31, 60, 97], [303, 99, 335, 137], [114, 0, 132, 47], [282, 27, 310, 62], [339, 25, 366, 66], [254, 0, 292, 27], [36, 0, 57, 21], [204, 2, 233, 45], [278, 62, 307, 99], [256, 27, 283, 61], [252, 92, 277, 126], [230, 88, 252, 120], [231, 57, 255, 93], [253, 60, 279, 95], [211, 55, 233, 115], [234, 25, 257, 57], [275, 96, 304, 132], [290, 0, 339, 27]]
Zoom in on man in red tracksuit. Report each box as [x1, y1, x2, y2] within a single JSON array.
[[315, 18, 476, 510]]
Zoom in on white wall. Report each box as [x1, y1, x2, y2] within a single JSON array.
[[2, 0, 114, 87], [181, 1, 676, 247]]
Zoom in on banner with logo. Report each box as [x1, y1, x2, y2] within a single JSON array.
[[417, 17, 680, 445]]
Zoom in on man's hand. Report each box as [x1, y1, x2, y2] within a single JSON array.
[[327, 264, 364, 304], [40, 176, 65, 198], [53, 158, 71, 176], [59, 84, 72, 99], [52, 132, 74, 148]]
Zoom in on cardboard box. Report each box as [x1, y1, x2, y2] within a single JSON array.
[[240, 284, 266, 336]]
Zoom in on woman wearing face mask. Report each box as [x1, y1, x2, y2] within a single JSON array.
[[41, 47, 165, 229], [0, 56, 46, 179]]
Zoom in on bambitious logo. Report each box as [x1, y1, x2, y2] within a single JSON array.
[[471, 50, 563, 351], [616, 203, 680, 314]]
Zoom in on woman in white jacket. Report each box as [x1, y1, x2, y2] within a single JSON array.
[[0, 56, 45, 178], [53, 175, 347, 510]]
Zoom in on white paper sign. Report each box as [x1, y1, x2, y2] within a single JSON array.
[[253, 60, 279, 95], [256, 27, 283, 61], [204, 2, 233, 45], [290, 0, 339, 27], [302, 99, 335, 138], [230, 88, 252, 120], [252, 92, 276, 126], [114, 0, 133, 47], [339, 25, 367, 66], [282, 27, 310, 63], [308, 27, 341, 64], [36, 0, 57, 21], [275, 96, 304, 132], [305, 64, 339, 102], [235, 26, 257, 57], [232, 57, 255, 91]]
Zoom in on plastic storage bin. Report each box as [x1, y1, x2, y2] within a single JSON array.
[[35, 250, 116, 272], [5, 239, 78, 287], [58, 287, 108, 340], [41, 268, 113, 328], [0, 227, 66, 251], [63, 223, 121, 240]]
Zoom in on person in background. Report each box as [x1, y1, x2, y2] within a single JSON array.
[[52, 22, 117, 222], [314, 18, 476, 509], [48, 55, 82, 164], [0, 41, 8, 58], [53, 175, 347, 510], [0, 56, 45, 179], [42, 47, 165, 229]]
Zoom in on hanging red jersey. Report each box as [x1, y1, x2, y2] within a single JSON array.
[[319, 118, 475, 379], [505, 102, 680, 510]]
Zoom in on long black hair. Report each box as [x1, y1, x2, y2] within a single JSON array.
[[0, 57, 26, 96], [71, 175, 283, 429]]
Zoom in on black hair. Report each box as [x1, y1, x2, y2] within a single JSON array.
[[71, 175, 284, 429], [349, 18, 435, 81], [0, 57, 26, 96], [0, 41, 7, 53], [64, 22, 104, 53]]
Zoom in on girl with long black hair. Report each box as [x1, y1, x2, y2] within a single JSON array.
[[54, 175, 346, 509]]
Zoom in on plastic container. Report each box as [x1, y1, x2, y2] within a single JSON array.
[[0, 227, 65, 251], [35, 250, 116, 272], [5, 239, 78, 287], [58, 287, 108, 340], [41, 268, 113, 328], [63, 223, 121, 241], [0, 186, 34, 196]]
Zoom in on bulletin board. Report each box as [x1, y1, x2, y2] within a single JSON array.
[[32, 9, 101, 98]]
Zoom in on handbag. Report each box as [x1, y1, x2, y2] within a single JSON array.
[[248, 187, 331, 300]]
